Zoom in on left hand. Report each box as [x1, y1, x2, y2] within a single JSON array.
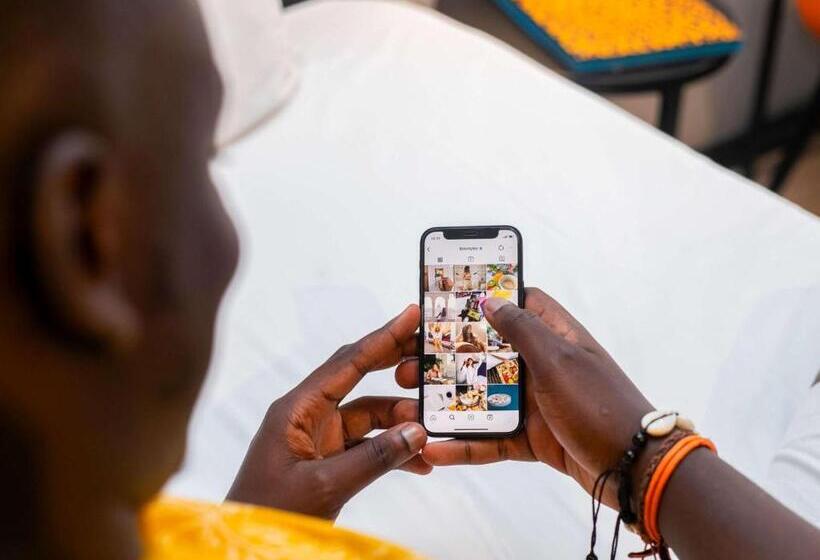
[[227, 305, 431, 520]]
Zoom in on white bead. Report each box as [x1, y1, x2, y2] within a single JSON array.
[[641, 410, 678, 437], [676, 415, 695, 431]]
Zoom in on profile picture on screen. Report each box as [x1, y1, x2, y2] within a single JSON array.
[[425, 322, 455, 353], [424, 385, 457, 412], [455, 291, 486, 322], [424, 292, 457, 322], [425, 265, 454, 292], [487, 324, 513, 352], [454, 384, 487, 411], [487, 385, 519, 411], [487, 353, 520, 385], [454, 323, 488, 353], [423, 354, 456, 384], [487, 264, 519, 292], [455, 354, 486, 386], [455, 264, 487, 291]]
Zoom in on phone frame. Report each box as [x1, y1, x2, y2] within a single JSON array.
[[418, 225, 525, 439]]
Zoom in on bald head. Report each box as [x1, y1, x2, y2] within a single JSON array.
[[0, 0, 225, 313], [0, 0, 145, 152], [0, 0, 227, 350], [0, 0, 221, 177], [0, 1, 238, 557]]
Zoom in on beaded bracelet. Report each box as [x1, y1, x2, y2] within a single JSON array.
[[619, 411, 692, 526], [586, 410, 697, 560]]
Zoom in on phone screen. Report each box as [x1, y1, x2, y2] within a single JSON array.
[[419, 227, 523, 437]]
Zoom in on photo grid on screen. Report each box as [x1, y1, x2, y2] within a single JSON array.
[[423, 263, 521, 414]]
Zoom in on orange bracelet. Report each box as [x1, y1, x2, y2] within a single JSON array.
[[642, 434, 717, 543]]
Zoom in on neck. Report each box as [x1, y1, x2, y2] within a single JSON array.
[[0, 409, 40, 559], [0, 411, 142, 560], [43, 481, 143, 560], [43, 426, 145, 560]]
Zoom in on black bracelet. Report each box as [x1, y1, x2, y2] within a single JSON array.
[[616, 430, 648, 525], [587, 411, 681, 560]]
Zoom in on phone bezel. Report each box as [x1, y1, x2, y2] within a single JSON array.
[[418, 225, 525, 439]]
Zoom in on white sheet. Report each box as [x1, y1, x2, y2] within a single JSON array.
[[198, 0, 299, 145], [168, 1, 820, 557], [767, 382, 820, 527]]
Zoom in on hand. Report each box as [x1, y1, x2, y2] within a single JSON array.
[[228, 305, 431, 520], [412, 289, 653, 507]]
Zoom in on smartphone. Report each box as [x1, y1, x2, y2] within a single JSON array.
[[419, 226, 524, 438]]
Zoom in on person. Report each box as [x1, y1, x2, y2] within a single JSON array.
[[434, 308, 445, 321], [461, 265, 473, 290], [434, 301, 448, 321], [457, 323, 486, 352], [458, 357, 480, 385], [425, 361, 441, 383], [0, 1, 428, 557], [437, 268, 454, 291], [2, 1, 818, 558], [429, 322, 445, 352]]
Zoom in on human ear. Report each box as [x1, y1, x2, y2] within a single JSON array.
[[26, 131, 140, 352]]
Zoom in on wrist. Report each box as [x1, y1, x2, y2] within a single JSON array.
[[636, 433, 717, 544], [630, 435, 667, 506], [655, 446, 715, 540], [611, 411, 712, 538], [588, 410, 717, 560], [612, 411, 691, 527]]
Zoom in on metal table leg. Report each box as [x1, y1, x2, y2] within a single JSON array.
[[770, 78, 820, 192], [745, 0, 784, 178], [659, 83, 683, 137]]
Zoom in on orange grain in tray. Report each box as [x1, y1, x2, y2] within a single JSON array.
[[515, 0, 741, 60]]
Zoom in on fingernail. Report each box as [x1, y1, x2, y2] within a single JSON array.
[[483, 297, 513, 315], [399, 424, 427, 453]]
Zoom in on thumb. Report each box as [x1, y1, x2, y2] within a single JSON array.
[[321, 422, 427, 505], [483, 297, 566, 369]]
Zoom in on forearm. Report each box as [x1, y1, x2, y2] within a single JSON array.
[[658, 449, 820, 559]]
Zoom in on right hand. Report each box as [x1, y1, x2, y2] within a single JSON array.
[[418, 288, 654, 507], [228, 305, 431, 521]]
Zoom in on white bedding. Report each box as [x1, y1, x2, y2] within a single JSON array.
[[768, 382, 820, 528], [168, 1, 820, 557]]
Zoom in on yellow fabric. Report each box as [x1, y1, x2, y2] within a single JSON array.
[[515, 0, 741, 60], [141, 497, 424, 560]]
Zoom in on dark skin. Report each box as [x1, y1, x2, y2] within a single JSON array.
[[410, 291, 820, 558], [0, 1, 427, 558]]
